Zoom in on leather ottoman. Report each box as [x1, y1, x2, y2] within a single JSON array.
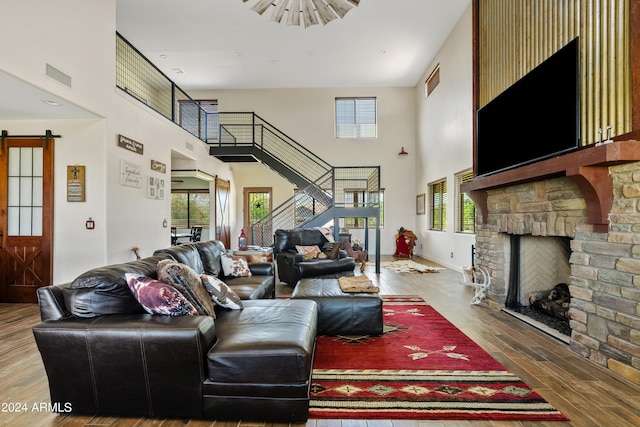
[[203, 299, 317, 422], [291, 278, 383, 336]]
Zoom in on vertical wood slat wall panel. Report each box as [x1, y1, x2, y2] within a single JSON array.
[[479, 0, 630, 145]]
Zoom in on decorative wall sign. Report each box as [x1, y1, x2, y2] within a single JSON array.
[[120, 160, 143, 188], [148, 176, 165, 200], [416, 193, 425, 215], [67, 165, 85, 202], [151, 160, 166, 173], [117, 134, 144, 155]]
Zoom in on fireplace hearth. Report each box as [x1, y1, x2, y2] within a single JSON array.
[[462, 141, 640, 385], [512, 305, 571, 336]]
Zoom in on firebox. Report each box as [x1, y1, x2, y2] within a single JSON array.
[[503, 235, 572, 338]]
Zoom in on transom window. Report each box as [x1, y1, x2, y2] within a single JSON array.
[[335, 97, 377, 138]]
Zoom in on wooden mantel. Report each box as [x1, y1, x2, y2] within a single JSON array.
[[461, 140, 640, 232]]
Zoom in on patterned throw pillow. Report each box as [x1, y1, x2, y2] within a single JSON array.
[[201, 275, 243, 310], [221, 254, 252, 278], [156, 259, 216, 317], [296, 245, 321, 256], [125, 273, 197, 316]]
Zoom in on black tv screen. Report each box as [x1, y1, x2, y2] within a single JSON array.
[[476, 37, 580, 176]]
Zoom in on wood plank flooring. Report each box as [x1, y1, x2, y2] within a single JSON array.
[[2, 255, 640, 427]]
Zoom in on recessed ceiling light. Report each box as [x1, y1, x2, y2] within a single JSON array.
[[160, 54, 168, 59], [379, 49, 387, 55], [43, 100, 60, 106], [172, 68, 185, 74]]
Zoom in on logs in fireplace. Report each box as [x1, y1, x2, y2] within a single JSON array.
[[508, 282, 571, 337], [528, 283, 571, 320]]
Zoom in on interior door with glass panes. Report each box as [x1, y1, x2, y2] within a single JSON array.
[[0, 137, 54, 302], [243, 187, 271, 247]]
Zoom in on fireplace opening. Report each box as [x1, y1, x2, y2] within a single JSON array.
[[504, 235, 572, 338]]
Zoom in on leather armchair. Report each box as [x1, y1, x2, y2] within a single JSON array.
[[273, 228, 355, 286]]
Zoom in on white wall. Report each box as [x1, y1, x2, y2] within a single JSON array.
[[192, 87, 417, 254], [413, 4, 476, 270], [0, 0, 476, 284], [0, 0, 233, 284]]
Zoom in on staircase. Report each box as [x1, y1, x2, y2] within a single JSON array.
[[207, 112, 380, 268]]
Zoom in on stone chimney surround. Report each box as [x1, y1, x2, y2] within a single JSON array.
[[462, 140, 640, 386]]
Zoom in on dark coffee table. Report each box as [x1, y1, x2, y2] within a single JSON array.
[[291, 277, 383, 335]]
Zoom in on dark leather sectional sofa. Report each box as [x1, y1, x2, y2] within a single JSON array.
[[32, 240, 318, 422]]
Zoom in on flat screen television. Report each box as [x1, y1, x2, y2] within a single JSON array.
[[476, 37, 580, 177]]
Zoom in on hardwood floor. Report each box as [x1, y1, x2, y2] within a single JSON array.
[[2, 256, 640, 427]]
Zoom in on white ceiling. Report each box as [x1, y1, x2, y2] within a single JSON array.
[[116, 0, 470, 90], [0, 0, 470, 120], [0, 72, 99, 121]]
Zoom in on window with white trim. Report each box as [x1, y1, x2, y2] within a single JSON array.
[[429, 179, 447, 231], [455, 169, 475, 233], [335, 97, 377, 138]]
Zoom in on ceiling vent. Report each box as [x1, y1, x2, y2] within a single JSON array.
[[45, 63, 72, 88]]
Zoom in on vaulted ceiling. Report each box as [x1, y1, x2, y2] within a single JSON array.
[[0, 0, 470, 120], [116, 0, 470, 90]]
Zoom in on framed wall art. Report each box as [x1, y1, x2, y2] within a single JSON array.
[[67, 165, 85, 202], [148, 176, 165, 200], [416, 193, 425, 215], [120, 160, 143, 188]]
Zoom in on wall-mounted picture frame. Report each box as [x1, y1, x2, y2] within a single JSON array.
[[120, 160, 143, 188], [416, 193, 425, 215], [67, 165, 85, 202], [148, 176, 165, 200], [151, 159, 166, 173]]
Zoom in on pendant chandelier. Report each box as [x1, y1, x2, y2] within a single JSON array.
[[242, 0, 361, 28]]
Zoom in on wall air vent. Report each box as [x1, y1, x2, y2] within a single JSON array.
[[45, 63, 72, 88]]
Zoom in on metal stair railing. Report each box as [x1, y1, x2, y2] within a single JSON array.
[[214, 112, 332, 188], [249, 171, 334, 247], [208, 113, 381, 252]]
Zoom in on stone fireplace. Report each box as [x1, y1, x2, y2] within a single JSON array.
[[504, 235, 572, 307], [462, 141, 640, 386]]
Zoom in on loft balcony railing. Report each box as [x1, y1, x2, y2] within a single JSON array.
[[116, 33, 208, 139], [115, 33, 381, 265]]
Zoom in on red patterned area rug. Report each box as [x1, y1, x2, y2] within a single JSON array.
[[309, 295, 569, 421]]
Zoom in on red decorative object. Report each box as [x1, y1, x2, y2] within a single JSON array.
[[398, 146, 408, 155], [238, 229, 248, 251], [393, 227, 417, 258]]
